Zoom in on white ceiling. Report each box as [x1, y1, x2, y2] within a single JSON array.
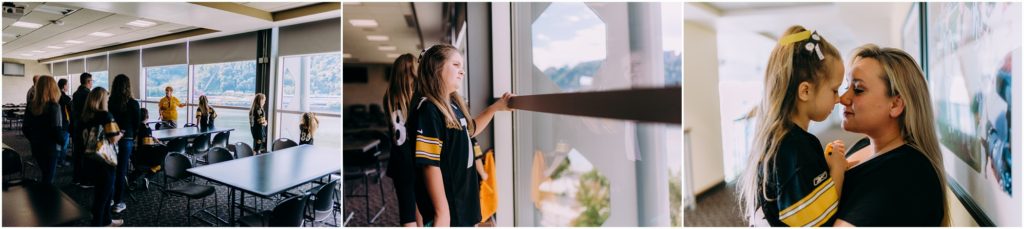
[[342, 2, 423, 64], [3, 2, 339, 61], [242, 2, 318, 13], [686, 2, 910, 57]]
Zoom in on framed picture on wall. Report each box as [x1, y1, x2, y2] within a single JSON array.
[[926, 2, 1021, 226]]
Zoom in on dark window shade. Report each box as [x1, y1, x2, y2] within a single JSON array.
[[142, 43, 187, 67]]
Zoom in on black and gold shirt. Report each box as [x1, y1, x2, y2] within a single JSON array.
[[757, 125, 839, 227], [412, 97, 481, 227]]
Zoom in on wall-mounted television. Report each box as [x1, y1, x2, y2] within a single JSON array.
[[3, 62, 26, 76], [343, 66, 368, 83]]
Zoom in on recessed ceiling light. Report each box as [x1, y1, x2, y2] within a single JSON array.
[[31, 50, 45, 53], [386, 53, 401, 58], [20, 53, 34, 56], [366, 35, 389, 41], [89, 32, 114, 37], [126, 20, 156, 27], [11, 21, 43, 29], [65, 40, 83, 44], [378, 46, 397, 51], [343, 53, 352, 58], [47, 46, 63, 49], [349, 19, 378, 27]]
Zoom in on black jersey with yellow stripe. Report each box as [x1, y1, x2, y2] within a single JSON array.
[[757, 125, 839, 227], [411, 97, 482, 227]]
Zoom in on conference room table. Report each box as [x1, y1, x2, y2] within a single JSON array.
[[187, 144, 340, 225], [3, 182, 90, 226], [151, 126, 234, 141]]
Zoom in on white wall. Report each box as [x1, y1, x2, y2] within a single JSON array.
[[341, 64, 389, 107], [2, 58, 52, 104], [683, 22, 725, 193]]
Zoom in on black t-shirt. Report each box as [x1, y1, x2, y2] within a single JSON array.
[[836, 141, 944, 226], [757, 125, 838, 227], [413, 97, 481, 226]]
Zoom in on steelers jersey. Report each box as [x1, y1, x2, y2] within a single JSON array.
[[757, 125, 839, 227], [412, 97, 481, 226]]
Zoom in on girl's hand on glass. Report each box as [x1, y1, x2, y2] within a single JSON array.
[[493, 92, 515, 112]]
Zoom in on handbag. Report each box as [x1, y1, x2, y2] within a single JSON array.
[[83, 123, 119, 167]]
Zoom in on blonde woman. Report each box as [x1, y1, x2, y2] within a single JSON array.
[[832, 44, 947, 226], [158, 86, 186, 128], [249, 94, 268, 153], [23, 75, 65, 184], [81, 87, 124, 226], [195, 95, 217, 129], [299, 112, 318, 145]]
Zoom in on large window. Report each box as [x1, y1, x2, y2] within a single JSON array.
[[192, 60, 257, 146], [91, 71, 109, 89], [145, 64, 189, 126], [276, 52, 341, 150], [512, 2, 680, 226]]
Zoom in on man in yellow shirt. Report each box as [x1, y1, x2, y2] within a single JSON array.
[[158, 86, 186, 128]]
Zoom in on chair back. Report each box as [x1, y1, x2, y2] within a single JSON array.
[[268, 193, 310, 226], [234, 142, 254, 158], [207, 147, 234, 164], [2, 148, 22, 175], [190, 133, 211, 154], [163, 153, 193, 180], [167, 138, 189, 154], [211, 132, 230, 148], [272, 138, 298, 151]]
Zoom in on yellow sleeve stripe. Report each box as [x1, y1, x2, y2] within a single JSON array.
[[416, 140, 442, 156], [474, 144, 483, 157], [779, 178, 839, 227], [415, 152, 440, 161]]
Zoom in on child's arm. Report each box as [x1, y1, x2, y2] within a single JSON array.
[[472, 92, 514, 137], [475, 159, 488, 181], [423, 166, 450, 226]]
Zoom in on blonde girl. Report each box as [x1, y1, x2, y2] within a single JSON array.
[[737, 25, 849, 227]]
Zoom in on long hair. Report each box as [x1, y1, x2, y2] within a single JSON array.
[[738, 25, 842, 222], [850, 44, 949, 226], [108, 74, 133, 113], [416, 44, 475, 132], [301, 112, 319, 135], [384, 53, 417, 125], [30, 75, 60, 115], [198, 95, 211, 114], [82, 87, 110, 121], [250, 93, 266, 117]]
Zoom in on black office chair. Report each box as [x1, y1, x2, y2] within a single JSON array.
[[189, 134, 212, 165], [156, 121, 176, 130], [2, 148, 32, 186], [239, 192, 311, 227], [234, 142, 255, 158], [167, 138, 190, 155], [304, 179, 340, 226], [157, 153, 219, 226], [130, 143, 169, 190], [206, 147, 234, 164], [211, 132, 230, 148], [272, 138, 298, 152], [183, 123, 197, 128], [368, 104, 386, 126]]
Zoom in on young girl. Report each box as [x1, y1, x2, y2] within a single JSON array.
[[81, 87, 124, 226], [196, 95, 217, 129], [299, 112, 318, 145], [412, 44, 511, 226], [249, 93, 268, 153], [738, 25, 849, 227], [383, 53, 424, 227]]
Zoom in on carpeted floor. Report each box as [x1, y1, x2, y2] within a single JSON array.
[[683, 182, 746, 227], [2, 130, 341, 227]]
